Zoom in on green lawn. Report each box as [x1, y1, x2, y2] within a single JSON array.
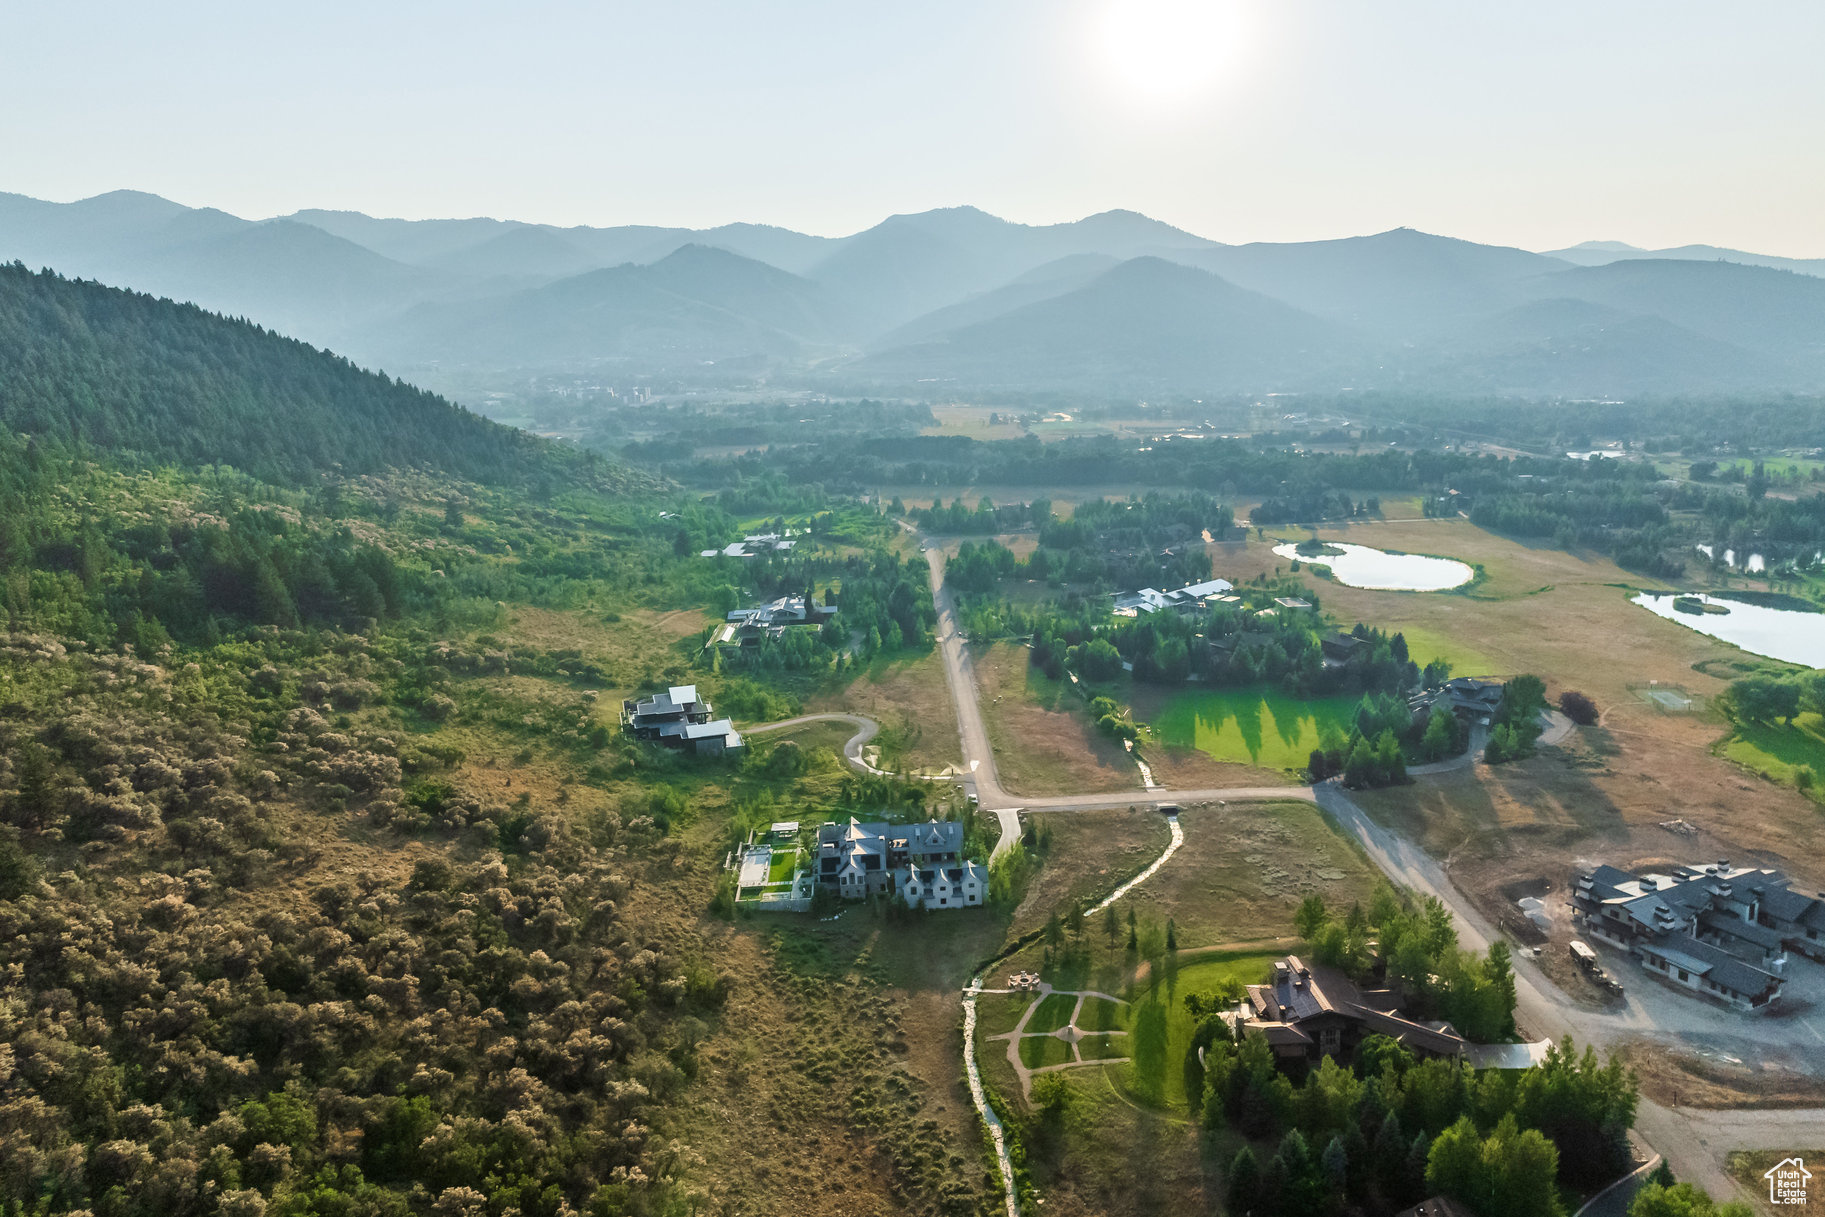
[[1076, 1033, 1130, 1061], [1117, 951, 1281, 1111], [1026, 992, 1078, 1033], [1150, 690, 1359, 768], [1167, 951, 1279, 1001], [1721, 712, 1825, 794], [1391, 625, 1496, 678], [1018, 1034, 1074, 1069], [766, 848, 800, 884], [1078, 995, 1127, 1032]]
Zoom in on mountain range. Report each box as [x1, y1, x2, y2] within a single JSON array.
[[4, 188, 1823, 397]]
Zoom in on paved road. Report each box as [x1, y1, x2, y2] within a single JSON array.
[[920, 541, 1313, 814], [914, 529, 1823, 1202], [922, 543, 1004, 798], [744, 712, 889, 773], [1315, 783, 1823, 1204]]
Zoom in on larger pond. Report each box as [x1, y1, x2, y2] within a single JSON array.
[[1633, 592, 1825, 668], [1271, 541, 1474, 591]]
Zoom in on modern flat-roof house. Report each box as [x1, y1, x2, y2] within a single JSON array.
[[725, 594, 837, 646], [815, 818, 981, 906], [1111, 578, 1234, 617], [1572, 860, 1823, 1010], [698, 533, 797, 559], [1241, 955, 1466, 1067], [621, 685, 744, 755]]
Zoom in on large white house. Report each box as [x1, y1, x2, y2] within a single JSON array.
[[899, 860, 988, 909], [1111, 578, 1233, 617], [815, 817, 986, 908]]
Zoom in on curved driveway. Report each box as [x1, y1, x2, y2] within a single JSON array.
[[911, 531, 1822, 1204]]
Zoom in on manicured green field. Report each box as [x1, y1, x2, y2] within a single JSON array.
[[1078, 995, 1128, 1032], [1019, 1033, 1074, 1069], [1026, 992, 1078, 1033], [1151, 690, 1359, 768], [1118, 951, 1281, 1110], [1076, 1033, 1130, 1061], [766, 848, 800, 884], [1169, 952, 1279, 1000]]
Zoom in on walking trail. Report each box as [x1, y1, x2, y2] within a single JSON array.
[[774, 529, 1820, 1212]]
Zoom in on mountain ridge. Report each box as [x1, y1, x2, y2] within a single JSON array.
[[4, 189, 1823, 395]]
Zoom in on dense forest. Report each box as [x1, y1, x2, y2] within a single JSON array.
[[0, 264, 632, 491]]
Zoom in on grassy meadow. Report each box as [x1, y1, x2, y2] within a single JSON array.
[[1148, 689, 1358, 769]]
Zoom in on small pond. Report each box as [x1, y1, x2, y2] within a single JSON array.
[[1633, 592, 1825, 668], [1272, 541, 1474, 591]]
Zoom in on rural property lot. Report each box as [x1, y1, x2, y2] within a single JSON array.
[[1225, 515, 1825, 902], [807, 648, 961, 773], [974, 641, 1141, 795]]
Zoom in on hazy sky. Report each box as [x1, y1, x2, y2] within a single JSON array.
[[8, 0, 1824, 253]]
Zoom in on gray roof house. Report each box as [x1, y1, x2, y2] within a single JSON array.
[[816, 818, 979, 907], [622, 685, 743, 755], [1112, 578, 1233, 617], [1572, 860, 1822, 1010], [1241, 955, 1465, 1067], [900, 861, 987, 909], [725, 594, 837, 646], [1410, 677, 1505, 721]]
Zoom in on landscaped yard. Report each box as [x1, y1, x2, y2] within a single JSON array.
[[1115, 950, 1281, 1111], [1026, 992, 1079, 1033], [1078, 995, 1127, 1032], [766, 847, 800, 884], [1146, 689, 1358, 770], [1165, 951, 1279, 1003], [1018, 1034, 1074, 1069], [1075, 1033, 1130, 1061]]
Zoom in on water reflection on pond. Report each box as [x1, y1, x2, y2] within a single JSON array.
[[1633, 592, 1825, 667], [1272, 541, 1473, 591]]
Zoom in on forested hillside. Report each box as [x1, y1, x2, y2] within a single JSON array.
[[0, 273, 981, 1217], [0, 263, 628, 488]]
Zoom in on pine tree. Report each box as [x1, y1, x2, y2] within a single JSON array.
[[1227, 1145, 1263, 1216], [1373, 1110, 1408, 1201]]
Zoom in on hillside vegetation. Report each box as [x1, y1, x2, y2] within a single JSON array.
[[0, 263, 631, 489], [0, 280, 990, 1217]]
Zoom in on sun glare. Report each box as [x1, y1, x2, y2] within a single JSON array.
[[1092, 0, 1243, 111]]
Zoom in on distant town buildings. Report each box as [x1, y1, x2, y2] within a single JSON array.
[[1572, 860, 1825, 1010]]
